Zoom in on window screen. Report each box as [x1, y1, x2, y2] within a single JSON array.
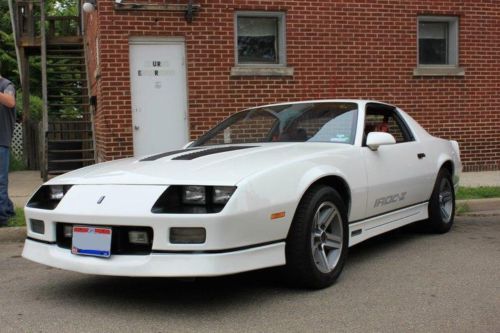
[[419, 21, 449, 65], [237, 16, 281, 64]]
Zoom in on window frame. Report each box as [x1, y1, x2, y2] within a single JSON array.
[[234, 11, 287, 67], [363, 103, 415, 146], [417, 16, 459, 68]]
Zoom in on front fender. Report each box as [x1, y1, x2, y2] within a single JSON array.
[[233, 152, 367, 228]]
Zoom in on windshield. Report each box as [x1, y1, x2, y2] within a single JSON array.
[[193, 102, 358, 147]]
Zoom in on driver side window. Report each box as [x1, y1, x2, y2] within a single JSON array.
[[364, 105, 414, 144]]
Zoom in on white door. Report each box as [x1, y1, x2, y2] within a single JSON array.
[[129, 39, 189, 157], [362, 106, 433, 217], [363, 142, 432, 217]]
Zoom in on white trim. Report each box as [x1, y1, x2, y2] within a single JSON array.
[[348, 202, 429, 247]]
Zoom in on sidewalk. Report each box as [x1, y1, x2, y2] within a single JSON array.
[[9, 171, 43, 208], [460, 171, 500, 187]]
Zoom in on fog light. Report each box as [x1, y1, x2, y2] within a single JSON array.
[[30, 219, 45, 234], [129, 231, 149, 244], [170, 227, 206, 244], [63, 225, 73, 238]]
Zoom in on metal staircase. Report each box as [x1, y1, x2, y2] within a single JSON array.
[[46, 44, 95, 177]]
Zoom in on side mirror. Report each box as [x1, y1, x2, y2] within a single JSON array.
[[366, 132, 396, 151], [182, 141, 194, 149]]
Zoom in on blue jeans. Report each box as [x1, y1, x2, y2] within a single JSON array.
[[0, 146, 14, 222]]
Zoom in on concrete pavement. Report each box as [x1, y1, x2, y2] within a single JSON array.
[[1, 216, 498, 332], [9, 171, 42, 208], [460, 171, 500, 187]]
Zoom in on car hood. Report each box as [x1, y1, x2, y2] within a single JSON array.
[[47, 143, 353, 186]]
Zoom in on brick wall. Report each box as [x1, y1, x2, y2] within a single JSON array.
[[84, 0, 500, 171]]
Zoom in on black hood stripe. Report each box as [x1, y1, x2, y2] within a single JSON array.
[[172, 146, 258, 160], [140, 148, 202, 162]]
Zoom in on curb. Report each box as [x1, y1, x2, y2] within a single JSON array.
[[456, 198, 500, 216], [0, 227, 26, 243]]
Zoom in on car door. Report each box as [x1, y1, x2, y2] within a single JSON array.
[[362, 103, 432, 217]]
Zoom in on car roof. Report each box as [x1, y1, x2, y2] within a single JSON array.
[[245, 99, 396, 110]]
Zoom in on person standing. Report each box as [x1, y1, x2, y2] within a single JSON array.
[[0, 62, 17, 227]]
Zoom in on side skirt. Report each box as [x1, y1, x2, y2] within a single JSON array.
[[348, 202, 428, 247]]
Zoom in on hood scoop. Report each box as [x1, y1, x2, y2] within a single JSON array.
[[172, 146, 258, 160], [140, 148, 202, 162]]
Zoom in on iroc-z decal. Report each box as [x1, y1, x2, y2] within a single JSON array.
[[374, 192, 407, 208]]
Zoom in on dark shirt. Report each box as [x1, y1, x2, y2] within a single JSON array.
[[0, 78, 16, 147]]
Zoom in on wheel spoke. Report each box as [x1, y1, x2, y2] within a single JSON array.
[[324, 233, 342, 249], [317, 247, 329, 271], [442, 191, 452, 203], [440, 206, 449, 219], [310, 200, 343, 273], [320, 207, 336, 230]]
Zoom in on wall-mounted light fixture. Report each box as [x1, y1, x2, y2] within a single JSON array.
[[82, 0, 97, 13]]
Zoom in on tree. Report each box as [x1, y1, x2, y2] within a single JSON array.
[[0, 0, 19, 87]]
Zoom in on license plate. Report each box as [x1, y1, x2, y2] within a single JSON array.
[[71, 226, 112, 258]]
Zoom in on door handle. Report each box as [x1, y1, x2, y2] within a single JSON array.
[[134, 126, 140, 130], [417, 153, 426, 159]]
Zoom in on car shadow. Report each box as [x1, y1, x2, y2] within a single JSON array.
[[39, 222, 432, 313]]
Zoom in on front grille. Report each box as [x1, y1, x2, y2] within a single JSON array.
[[56, 223, 154, 255]]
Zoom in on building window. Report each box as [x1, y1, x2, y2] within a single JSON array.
[[415, 16, 463, 76], [235, 12, 286, 66]]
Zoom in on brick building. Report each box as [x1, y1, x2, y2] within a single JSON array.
[[83, 0, 499, 171]]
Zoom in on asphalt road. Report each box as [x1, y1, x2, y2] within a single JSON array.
[[1, 216, 499, 333]]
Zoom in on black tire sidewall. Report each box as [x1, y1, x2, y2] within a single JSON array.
[[286, 185, 349, 288], [428, 169, 455, 233]]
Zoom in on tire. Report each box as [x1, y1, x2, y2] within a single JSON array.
[[426, 168, 455, 233], [285, 185, 349, 289]]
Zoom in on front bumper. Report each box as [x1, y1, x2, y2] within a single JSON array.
[[22, 184, 291, 276], [23, 238, 285, 277]]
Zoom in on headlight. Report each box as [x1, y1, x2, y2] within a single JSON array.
[[49, 185, 66, 200], [152, 185, 237, 214], [182, 186, 206, 205], [213, 186, 236, 205], [27, 185, 73, 210]]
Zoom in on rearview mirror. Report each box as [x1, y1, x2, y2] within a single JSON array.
[[366, 132, 396, 151]]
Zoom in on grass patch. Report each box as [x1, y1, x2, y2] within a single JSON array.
[[9, 153, 26, 172], [455, 202, 470, 216], [7, 207, 25, 227], [456, 186, 500, 200]]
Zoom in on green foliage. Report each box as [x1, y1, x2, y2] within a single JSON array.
[[16, 91, 43, 121], [9, 152, 26, 172], [456, 187, 500, 200], [8, 208, 26, 227], [455, 203, 470, 216], [46, 0, 79, 16], [0, 1, 20, 87]]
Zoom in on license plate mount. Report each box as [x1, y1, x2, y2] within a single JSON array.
[[71, 226, 112, 258]]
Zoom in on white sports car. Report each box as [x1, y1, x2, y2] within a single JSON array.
[[23, 100, 461, 288]]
